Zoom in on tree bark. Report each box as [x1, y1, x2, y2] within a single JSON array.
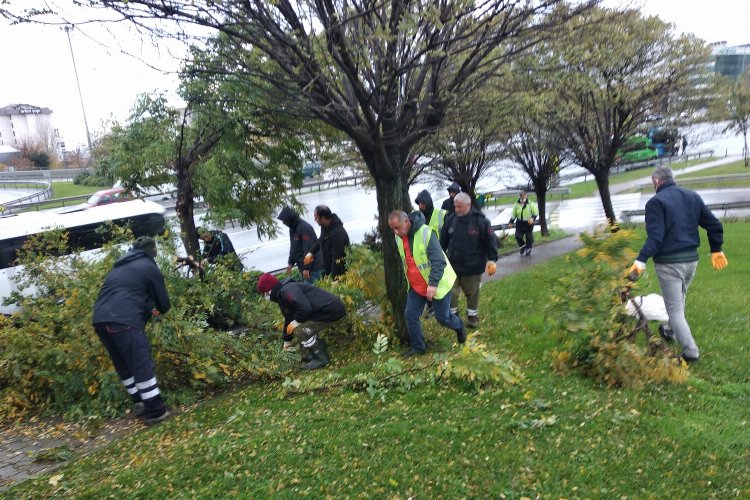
[[594, 171, 616, 225]]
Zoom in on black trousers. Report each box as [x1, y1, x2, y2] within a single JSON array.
[[515, 224, 534, 249], [95, 323, 167, 418]]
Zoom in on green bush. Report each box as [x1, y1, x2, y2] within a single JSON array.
[[0, 227, 280, 420], [546, 228, 688, 387]]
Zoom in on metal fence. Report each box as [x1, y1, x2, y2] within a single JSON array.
[[621, 200, 750, 222], [0, 180, 53, 212], [0, 168, 91, 182]]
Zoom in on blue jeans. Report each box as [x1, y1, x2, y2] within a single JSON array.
[[405, 289, 464, 352], [655, 261, 699, 358]]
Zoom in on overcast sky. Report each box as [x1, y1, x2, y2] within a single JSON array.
[[1, 0, 749, 150]]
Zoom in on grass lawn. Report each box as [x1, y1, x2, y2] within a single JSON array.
[[486, 156, 717, 206], [8, 222, 750, 498], [623, 158, 750, 194], [17, 182, 106, 212]]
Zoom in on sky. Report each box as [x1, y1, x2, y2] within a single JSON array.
[[1, 0, 749, 150]]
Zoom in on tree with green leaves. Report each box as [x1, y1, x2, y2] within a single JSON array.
[[76, 0, 595, 341], [541, 6, 710, 224], [709, 70, 750, 167]]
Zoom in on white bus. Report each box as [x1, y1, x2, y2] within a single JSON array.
[[0, 199, 167, 315]]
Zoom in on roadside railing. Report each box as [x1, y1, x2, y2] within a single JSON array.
[[294, 175, 366, 194], [485, 186, 571, 203], [0, 180, 53, 211], [634, 173, 750, 192], [621, 200, 750, 222], [0, 167, 91, 182]]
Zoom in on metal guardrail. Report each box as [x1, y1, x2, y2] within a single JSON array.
[[621, 201, 750, 222], [0, 180, 53, 211], [294, 175, 366, 193], [0, 167, 91, 181], [485, 186, 571, 201], [634, 173, 750, 192], [558, 150, 715, 183]]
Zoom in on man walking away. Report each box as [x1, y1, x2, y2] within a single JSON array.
[[388, 210, 466, 355], [305, 205, 350, 279], [509, 191, 539, 256], [92, 236, 172, 425], [278, 206, 322, 283], [440, 193, 498, 329], [628, 166, 728, 364], [415, 190, 447, 236], [257, 272, 346, 369], [441, 182, 461, 215]]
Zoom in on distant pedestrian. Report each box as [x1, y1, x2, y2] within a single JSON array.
[[628, 166, 728, 364], [278, 206, 322, 283], [440, 193, 498, 329], [257, 272, 346, 370], [441, 182, 461, 215], [415, 189, 447, 236], [305, 205, 350, 280], [509, 191, 539, 256], [197, 227, 242, 270], [92, 236, 172, 425], [388, 210, 466, 355], [682, 136, 688, 157]]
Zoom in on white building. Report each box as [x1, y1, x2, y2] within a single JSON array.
[[0, 104, 66, 160]]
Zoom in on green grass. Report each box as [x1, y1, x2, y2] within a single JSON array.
[[623, 158, 750, 194], [8, 222, 750, 498], [16, 182, 106, 212]]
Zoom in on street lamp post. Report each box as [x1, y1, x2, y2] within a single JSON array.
[[63, 25, 92, 152]]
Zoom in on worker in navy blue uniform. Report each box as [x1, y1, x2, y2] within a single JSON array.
[[277, 206, 322, 283], [92, 236, 172, 425], [257, 272, 346, 370]]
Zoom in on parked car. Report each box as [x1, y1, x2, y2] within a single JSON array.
[[55, 188, 132, 214]]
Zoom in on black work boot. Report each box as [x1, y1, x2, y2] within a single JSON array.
[[467, 315, 479, 329], [303, 340, 329, 370], [300, 346, 312, 363]]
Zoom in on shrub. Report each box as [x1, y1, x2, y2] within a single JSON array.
[[0, 227, 280, 420], [546, 228, 688, 388]]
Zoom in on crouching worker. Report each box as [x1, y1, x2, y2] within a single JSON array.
[[92, 236, 172, 425], [257, 272, 346, 370]]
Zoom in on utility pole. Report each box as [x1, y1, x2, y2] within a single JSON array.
[[63, 25, 92, 152]]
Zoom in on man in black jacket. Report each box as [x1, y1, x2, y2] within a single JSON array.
[[92, 236, 172, 425], [628, 166, 728, 364], [441, 182, 461, 215], [278, 206, 322, 283], [257, 272, 346, 369], [305, 205, 350, 279], [440, 193, 498, 329], [198, 227, 242, 270]]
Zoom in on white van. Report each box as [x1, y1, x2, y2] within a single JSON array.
[[0, 199, 166, 315]]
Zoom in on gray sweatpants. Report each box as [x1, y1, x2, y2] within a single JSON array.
[[655, 261, 699, 359]]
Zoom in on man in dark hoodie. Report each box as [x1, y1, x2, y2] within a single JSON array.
[[441, 182, 461, 215], [92, 236, 172, 425], [197, 227, 241, 269], [277, 206, 322, 283], [388, 210, 466, 356], [440, 192, 498, 329], [304, 205, 350, 279], [257, 272, 346, 369], [415, 190, 447, 236]]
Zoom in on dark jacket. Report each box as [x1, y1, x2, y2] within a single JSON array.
[[270, 279, 346, 332], [637, 181, 723, 263], [92, 249, 171, 330], [441, 182, 461, 214], [440, 208, 499, 275], [415, 190, 436, 225], [309, 214, 350, 278], [201, 231, 237, 264], [277, 207, 322, 273], [402, 210, 448, 287]]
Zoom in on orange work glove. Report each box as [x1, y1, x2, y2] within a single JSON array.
[[710, 252, 728, 270], [303, 253, 314, 265], [527, 218, 534, 225], [627, 261, 646, 282], [286, 320, 300, 335], [485, 261, 497, 276]]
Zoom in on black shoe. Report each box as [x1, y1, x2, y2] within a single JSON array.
[[658, 324, 676, 343], [133, 402, 145, 417], [144, 409, 173, 425], [402, 348, 427, 357], [467, 315, 479, 329], [681, 354, 699, 365], [525, 248, 532, 256], [520, 247, 526, 255], [456, 326, 467, 344], [302, 340, 329, 370]]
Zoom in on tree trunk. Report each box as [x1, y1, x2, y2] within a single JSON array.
[[536, 190, 549, 237], [594, 172, 617, 225], [743, 130, 748, 167], [174, 159, 199, 258]]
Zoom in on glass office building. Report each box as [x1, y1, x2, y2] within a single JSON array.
[[712, 42, 750, 80]]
